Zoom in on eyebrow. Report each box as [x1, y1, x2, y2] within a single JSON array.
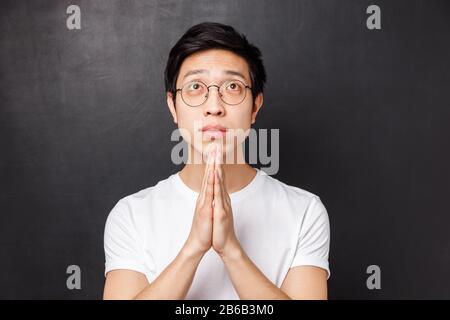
[[182, 69, 208, 80], [182, 69, 247, 82]]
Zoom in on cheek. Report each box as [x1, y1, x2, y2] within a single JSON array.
[[176, 107, 198, 130], [176, 110, 208, 149], [225, 109, 253, 145], [230, 105, 253, 129]]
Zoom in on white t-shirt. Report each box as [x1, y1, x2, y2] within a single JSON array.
[[104, 168, 331, 299]]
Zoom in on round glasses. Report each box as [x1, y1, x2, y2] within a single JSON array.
[[175, 79, 252, 107]]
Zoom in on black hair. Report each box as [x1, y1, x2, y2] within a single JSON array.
[[164, 22, 266, 105]]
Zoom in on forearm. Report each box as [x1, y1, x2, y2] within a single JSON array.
[[221, 244, 291, 300], [133, 243, 204, 300]]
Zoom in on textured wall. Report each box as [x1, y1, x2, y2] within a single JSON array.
[[1, 0, 449, 299]]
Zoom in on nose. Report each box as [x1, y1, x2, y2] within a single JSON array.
[[203, 86, 225, 117]]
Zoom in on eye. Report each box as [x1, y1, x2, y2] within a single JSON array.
[[187, 82, 202, 90], [225, 81, 243, 93], [184, 81, 206, 96]]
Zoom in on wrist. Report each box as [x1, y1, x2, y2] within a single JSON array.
[[181, 240, 207, 261], [219, 239, 244, 262]]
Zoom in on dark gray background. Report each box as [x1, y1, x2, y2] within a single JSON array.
[[1, 0, 449, 299]]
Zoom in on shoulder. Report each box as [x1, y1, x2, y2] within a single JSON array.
[[260, 171, 324, 209], [256, 171, 329, 230], [105, 172, 176, 227]]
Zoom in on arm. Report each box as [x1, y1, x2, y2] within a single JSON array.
[[103, 146, 218, 300], [212, 153, 329, 300], [103, 242, 205, 300], [221, 242, 291, 300], [211, 161, 289, 299], [280, 265, 328, 299], [221, 242, 327, 299]]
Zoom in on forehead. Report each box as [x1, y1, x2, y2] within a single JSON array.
[[177, 49, 251, 84]]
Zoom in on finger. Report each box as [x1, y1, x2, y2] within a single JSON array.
[[215, 143, 222, 166], [214, 144, 230, 207], [212, 143, 224, 184], [214, 144, 224, 206], [204, 162, 215, 208], [214, 143, 223, 193], [199, 145, 216, 205], [218, 166, 230, 207], [202, 146, 216, 207], [214, 168, 223, 210]]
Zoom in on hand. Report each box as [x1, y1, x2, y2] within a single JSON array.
[[212, 144, 240, 258], [184, 145, 216, 256]]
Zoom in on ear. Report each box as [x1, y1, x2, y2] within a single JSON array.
[[251, 93, 263, 125], [166, 92, 178, 124]]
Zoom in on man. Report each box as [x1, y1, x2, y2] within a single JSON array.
[[103, 22, 330, 299]]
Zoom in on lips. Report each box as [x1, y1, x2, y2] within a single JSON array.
[[200, 124, 228, 139], [200, 124, 228, 132]]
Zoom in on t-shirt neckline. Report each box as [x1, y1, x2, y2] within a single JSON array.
[[172, 167, 266, 203]]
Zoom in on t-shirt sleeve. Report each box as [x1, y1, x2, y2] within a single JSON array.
[[291, 196, 331, 279], [103, 199, 151, 279]]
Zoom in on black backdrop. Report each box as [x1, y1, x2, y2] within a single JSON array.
[[1, 0, 449, 299]]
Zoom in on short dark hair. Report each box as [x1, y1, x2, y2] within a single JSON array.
[[164, 22, 266, 105]]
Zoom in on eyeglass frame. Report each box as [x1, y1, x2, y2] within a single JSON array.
[[175, 79, 252, 107]]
